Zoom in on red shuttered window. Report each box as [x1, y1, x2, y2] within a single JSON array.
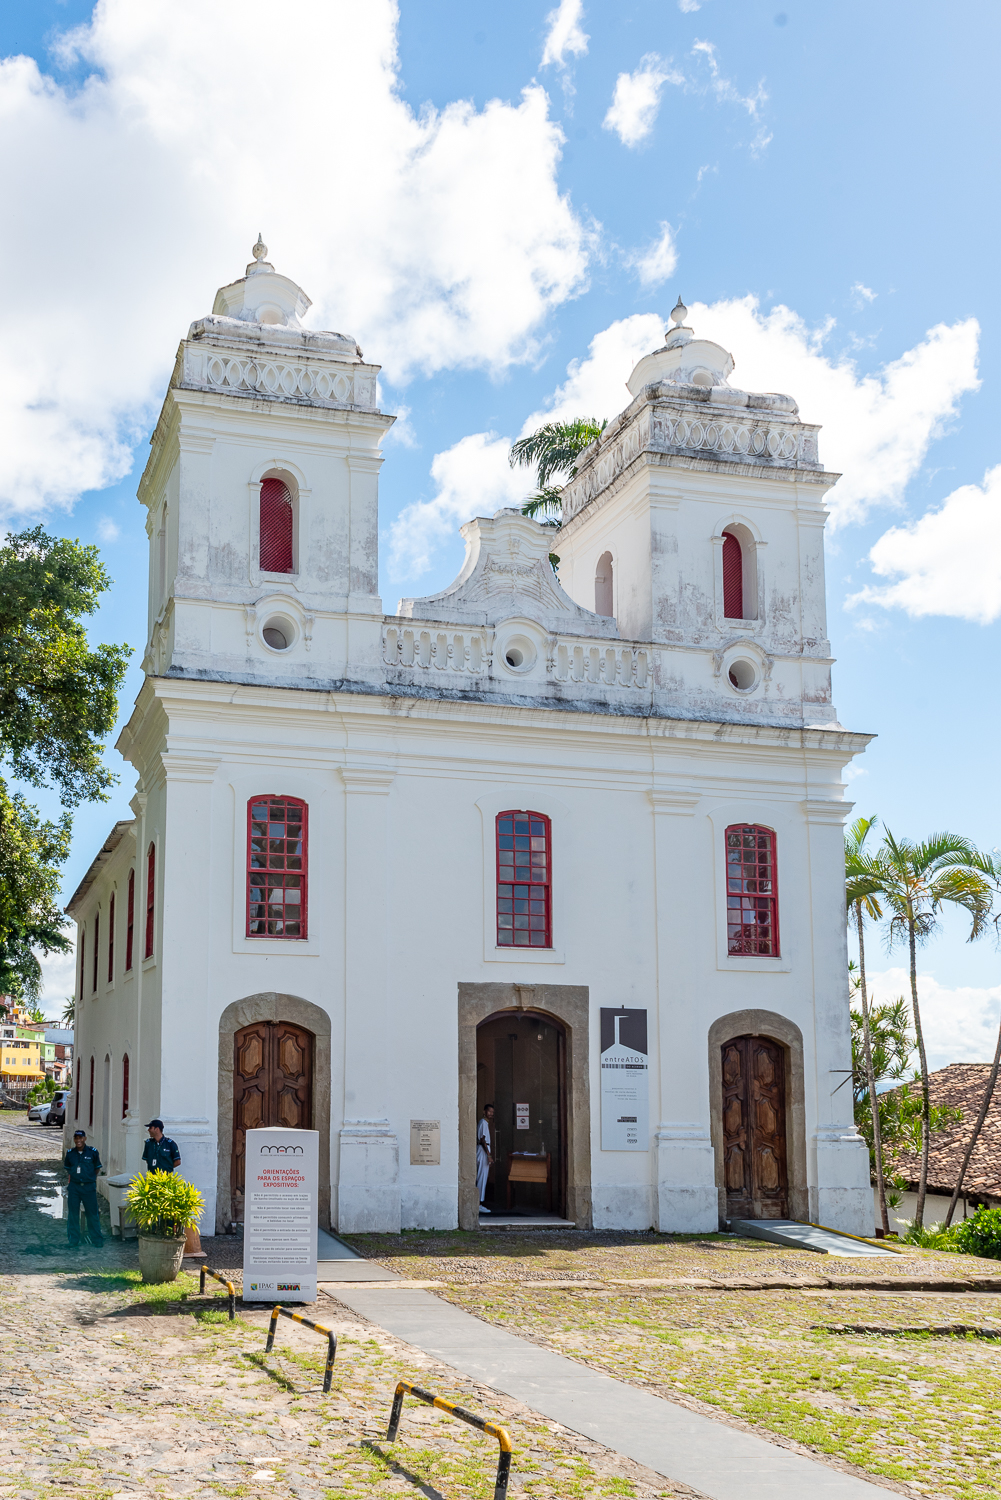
[[74, 1066, 80, 1121], [726, 825, 779, 956], [247, 796, 308, 938], [122, 1053, 130, 1119], [125, 869, 135, 971], [79, 932, 85, 1005], [107, 892, 115, 983], [722, 530, 743, 620], [260, 477, 294, 573], [92, 914, 99, 993], [496, 810, 551, 947], [144, 844, 155, 960]]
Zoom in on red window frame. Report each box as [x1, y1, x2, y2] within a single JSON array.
[[722, 530, 743, 620], [496, 810, 552, 948], [259, 477, 294, 573], [246, 796, 308, 938], [122, 1053, 130, 1119], [725, 824, 779, 956], [74, 1066, 80, 1121], [107, 892, 115, 983], [125, 868, 135, 971], [88, 1055, 94, 1127], [144, 844, 155, 960], [79, 931, 85, 1005], [92, 913, 99, 993]]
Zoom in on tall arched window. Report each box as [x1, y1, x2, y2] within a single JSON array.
[[722, 529, 744, 620], [88, 1055, 95, 1127], [247, 796, 308, 938], [125, 868, 135, 971], [78, 931, 86, 1005], [122, 1053, 130, 1119], [144, 844, 156, 960], [92, 913, 99, 993], [107, 892, 115, 983], [496, 810, 551, 947], [260, 477, 294, 573], [595, 552, 614, 616], [725, 825, 779, 956]]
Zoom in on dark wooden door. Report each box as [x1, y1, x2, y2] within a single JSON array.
[[721, 1035, 788, 1220], [231, 1021, 313, 1222]]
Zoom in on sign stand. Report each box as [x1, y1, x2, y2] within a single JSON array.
[[243, 1127, 319, 1303]]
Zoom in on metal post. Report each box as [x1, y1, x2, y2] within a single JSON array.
[[494, 1447, 512, 1499], [323, 1332, 337, 1394], [387, 1383, 406, 1441], [265, 1305, 280, 1353]]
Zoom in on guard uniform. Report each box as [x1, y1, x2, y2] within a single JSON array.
[[64, 1144, 104, 1247], [142, 1135, 181, 1173]]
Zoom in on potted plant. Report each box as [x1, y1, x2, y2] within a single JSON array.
[[126, 1172, 205, 1283]]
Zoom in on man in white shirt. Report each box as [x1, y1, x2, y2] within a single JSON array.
[[477, 1103, 495, 1215]]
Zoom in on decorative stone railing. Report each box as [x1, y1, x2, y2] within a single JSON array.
[[382, 625, 650, 691], [182, 347, 375, 409]]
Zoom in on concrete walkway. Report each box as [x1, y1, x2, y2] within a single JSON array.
[[330, 1285, 893, 1500]]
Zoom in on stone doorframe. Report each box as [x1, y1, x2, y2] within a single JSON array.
[[217, 993, 332, 1233], [458, 983, 592, 1231], [707, 1009, 809, 1224]]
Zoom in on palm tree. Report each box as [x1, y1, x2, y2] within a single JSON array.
[[60, 994, 75, 1027], [509, 418, 605, 522], [845, 816, 891, 1232], [877, 831, 991, 1226], [944, 850, 1001, 1227]]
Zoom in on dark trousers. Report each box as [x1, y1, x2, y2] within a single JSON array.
[[67, 1183, 103, 1246]]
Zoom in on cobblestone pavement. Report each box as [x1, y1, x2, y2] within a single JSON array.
[[0, 1119, 701, 1499]]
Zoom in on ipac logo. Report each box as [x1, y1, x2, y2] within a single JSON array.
[[249, 1282, 275, 1292], [277, 1282, 302, 1292], [260, 1144, 304, 1155]]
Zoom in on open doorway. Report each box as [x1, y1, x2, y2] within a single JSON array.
[[476, 1009, 566, 1217]]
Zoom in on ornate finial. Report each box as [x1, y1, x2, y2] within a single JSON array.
[[252, 233, 268, 263], [669, 296, 688, 327]]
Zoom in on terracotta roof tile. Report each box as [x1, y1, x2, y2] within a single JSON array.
[[883, 1063, 1001, 1199]]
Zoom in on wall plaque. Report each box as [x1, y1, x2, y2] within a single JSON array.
[[600, 1008, 649, 1151], [410, 1119, 441, 1165]]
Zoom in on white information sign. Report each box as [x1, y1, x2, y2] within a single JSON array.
[[600, 1008, 649, 1151], [515, 1102, 530, 1130], [243, 1127, 318, 1303], [410, 1119, 441, 1165]]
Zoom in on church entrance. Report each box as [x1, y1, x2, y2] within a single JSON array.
[[721, 1034, 789, 1220], [476, 1010, 566, 1217], [231, 1021, 313, 1223]]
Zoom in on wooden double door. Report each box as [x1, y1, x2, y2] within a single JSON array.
[[721, 1034, 789, 1220], [231, 1021, 313, 1222]]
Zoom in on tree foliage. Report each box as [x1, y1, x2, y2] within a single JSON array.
[[509, 419, 605, 522]]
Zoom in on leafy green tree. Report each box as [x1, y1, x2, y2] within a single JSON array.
[[0, 785, 70, 946], [845, 815, 891, 1231], [509, 418, 605, 522], [877, 831, 991, 1225], [944, 850, 1001, 1227]]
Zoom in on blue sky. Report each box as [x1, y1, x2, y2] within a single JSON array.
[[2, 1, 999, 1061]]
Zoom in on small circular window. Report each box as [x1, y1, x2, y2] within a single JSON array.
[[498, 635, 537, 674], [262, 617, 295, 652], [727, 657, 758, 692]]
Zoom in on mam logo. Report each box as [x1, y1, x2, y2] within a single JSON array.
[[260, 1144, 304, 1155], [277, 1282, 302, 1292]]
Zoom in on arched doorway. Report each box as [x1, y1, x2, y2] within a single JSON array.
[[231, 1021, 314, 1223], [720, 1034, 788, 1220], [476, 1009, 566, 1217]]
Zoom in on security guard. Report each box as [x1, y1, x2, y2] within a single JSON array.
[[64, 1130, 105, 1248], [142, 1118, 182, 1173]]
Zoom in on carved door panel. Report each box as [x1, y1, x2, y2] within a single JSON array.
[[721, 1035, 788, 1220], [231, 1021, 313, 1222]]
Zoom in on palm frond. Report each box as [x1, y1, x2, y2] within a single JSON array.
[[509, 418, 605, 488], [521, 487, 565, 522]]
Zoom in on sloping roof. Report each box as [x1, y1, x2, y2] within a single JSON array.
[[886, 1062, 1001, 1199], [65, 820, 135, 916]]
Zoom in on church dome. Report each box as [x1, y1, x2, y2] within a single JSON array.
[[211, 235, 312, 328]]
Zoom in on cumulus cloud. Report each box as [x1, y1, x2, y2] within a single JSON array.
[[540, 0, 589, 69], [0, 0, 591, 520], [864, 967, 1001, 1074], [603, 54, 683, 147], [97, 516, 121, 543], [38, 940, 77, 1021], [848, 466, 1001, 624], [852, 282, 877, 306], [625, 222, 679, 287]]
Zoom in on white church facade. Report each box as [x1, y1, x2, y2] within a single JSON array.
[[67, 243, 873, 1237]]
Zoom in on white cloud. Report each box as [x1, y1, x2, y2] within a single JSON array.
[[603, 54, 683, 148], [690, 39, 771, 153], [96, 516, 120, 542], [864, 967, 1001, 1074], [540, 0, 589, 69], [688, 297, 981, 528], [849, 465, 1001, 624], [852, 282, 877, 305], [678, 0, 703, 10], [38, 940, 77, 1022], [625, 222, 678, 287], [0, 0, 591, 521]]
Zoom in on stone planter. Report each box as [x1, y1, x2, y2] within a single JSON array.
[[137, 1234, 187, 1283]]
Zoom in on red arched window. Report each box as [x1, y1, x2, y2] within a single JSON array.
[[88, 1055, 95, 1127], [260, 477, 294, 573], [726, 825, 779, 956], [79, 931, 85, 1005], [496, 810, 551, 947], [247, 796, 308, 938], [125, 868, 135, 971], [107, 892, 115, 983], [722, 530, 743, 620], [122, 1053, 130, 1119], [144, 844, 156, 960], [92, 913, 99, 993], [74, 1065, 80, 1121]]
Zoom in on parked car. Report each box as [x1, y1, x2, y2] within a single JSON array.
[[47, 1090, 71, 1127], [26, 1100, 51, 1123]]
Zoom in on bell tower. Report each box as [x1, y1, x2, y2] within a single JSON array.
[[139, 238, 394, 688]]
